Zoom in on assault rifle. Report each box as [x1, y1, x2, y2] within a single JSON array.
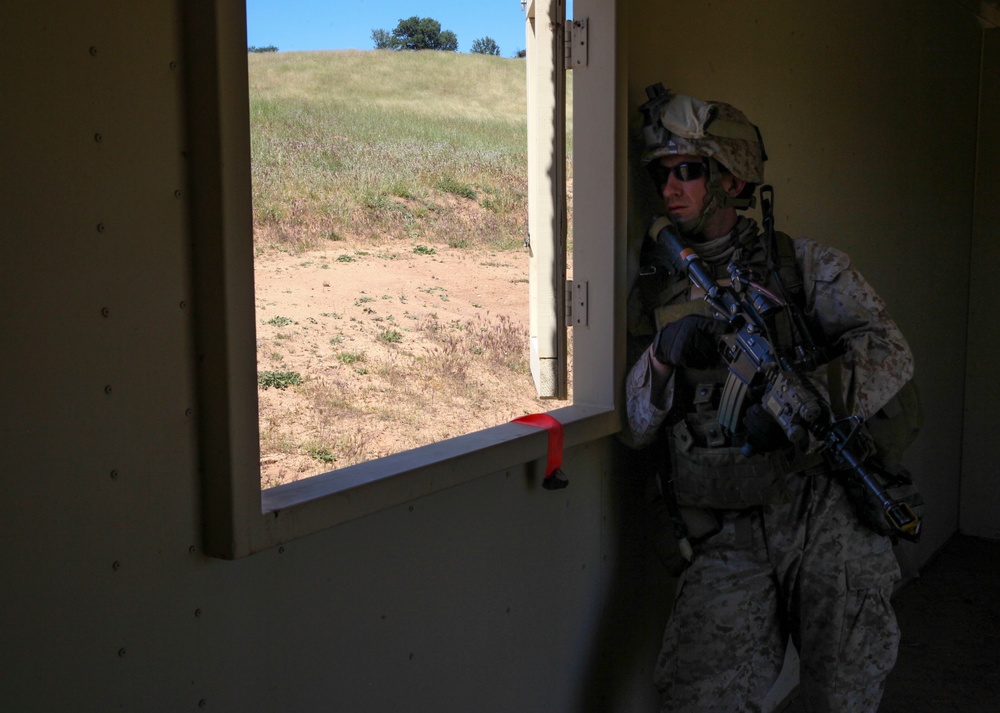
[[654, 220, 922, 542]]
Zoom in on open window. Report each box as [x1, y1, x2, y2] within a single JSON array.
[[187, 0, 617, 558]]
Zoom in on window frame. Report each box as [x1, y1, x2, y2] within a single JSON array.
[[186, 0, 620, 559]]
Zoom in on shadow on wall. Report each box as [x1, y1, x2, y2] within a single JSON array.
[[576, 441, 676, 710]]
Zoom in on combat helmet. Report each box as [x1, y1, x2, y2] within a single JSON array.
[[640, 83, 766, 232]]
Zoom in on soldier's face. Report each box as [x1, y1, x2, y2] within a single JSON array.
[[656, 154, 745, 239], [658, 155, 709, 225]]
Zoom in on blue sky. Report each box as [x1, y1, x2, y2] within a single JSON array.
[[246, 1, 534, 58]]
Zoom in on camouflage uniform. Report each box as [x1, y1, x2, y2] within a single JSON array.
[[625, 222, 913, 712]]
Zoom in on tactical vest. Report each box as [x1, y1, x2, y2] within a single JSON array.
[[636, 220, 820, 510]]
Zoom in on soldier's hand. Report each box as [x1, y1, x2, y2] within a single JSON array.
[[651, 315, 724, 369]]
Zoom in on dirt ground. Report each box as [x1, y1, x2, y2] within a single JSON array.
[[253, 240, 565, 487]]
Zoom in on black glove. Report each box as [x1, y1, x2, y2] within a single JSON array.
[[651, 315, 724, 369], [741, 403, 790, 455]]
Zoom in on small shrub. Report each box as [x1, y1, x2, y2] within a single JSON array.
[[436, 176, 477, 200], [258, 370, 302, 389], [413, 245, 436, 255], [308, 446, 335, 463], [378, 329, 403, 344], [266, 315, 293, 327]]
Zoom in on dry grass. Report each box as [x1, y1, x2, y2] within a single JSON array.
[[251, 50, 573, 488], [248, 49, 566, 254]]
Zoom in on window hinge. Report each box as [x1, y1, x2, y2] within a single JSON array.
[[564, 18, 588, 69], [566, 280, 588, 327]]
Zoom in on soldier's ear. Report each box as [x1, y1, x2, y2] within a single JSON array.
[[725, 176, 747, 197]]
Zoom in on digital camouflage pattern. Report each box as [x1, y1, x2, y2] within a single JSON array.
[[624, 222, 914, 711], [654, 471, 900, 712], [795, 238, 915, 419], [642, 93, 766, 184], [625, 230, 915, 444]]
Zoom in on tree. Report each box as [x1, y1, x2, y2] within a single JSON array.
[[370, 16, 459, 52], [371, 29, 393, 50], [471, 37, 501, 56]]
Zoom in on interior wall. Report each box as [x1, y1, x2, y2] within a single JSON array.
[[0, 2, 665, 710], [961, 27, 1000, 539], [624, 0, 985, 566], [2, 1, 992, 711]]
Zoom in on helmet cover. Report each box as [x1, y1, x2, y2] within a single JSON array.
[[642, 90, 765, 184]]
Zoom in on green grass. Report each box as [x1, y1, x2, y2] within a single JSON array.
[[258, 370, 303, 389], [248, 49, 573, 252]]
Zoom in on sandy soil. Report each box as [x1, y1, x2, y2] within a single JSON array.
[[254, 240, 566, 488]]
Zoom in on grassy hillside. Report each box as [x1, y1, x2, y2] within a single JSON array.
[[248, 49, 569, 252], [249, 49, 575, 485]]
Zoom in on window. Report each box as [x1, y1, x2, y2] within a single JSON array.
[[246, 35, 566, 490], [189, 0, 615, 559]]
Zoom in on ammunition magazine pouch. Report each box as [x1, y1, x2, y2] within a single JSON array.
[[668, 420, 793, 509]]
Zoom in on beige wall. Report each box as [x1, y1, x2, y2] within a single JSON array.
[[0, 1, 994, 711], [624, 0, 986, 565], [962, 27, 1000, 539]]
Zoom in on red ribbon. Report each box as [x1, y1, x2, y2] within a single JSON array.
[[511, 413, 569, 489]]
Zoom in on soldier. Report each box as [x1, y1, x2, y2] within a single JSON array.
[[625, 85, 920, 712]]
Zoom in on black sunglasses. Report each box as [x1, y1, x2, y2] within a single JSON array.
[[650, 160, 709, 186]]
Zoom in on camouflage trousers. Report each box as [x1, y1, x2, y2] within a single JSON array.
[[654, 469, 901, 712]]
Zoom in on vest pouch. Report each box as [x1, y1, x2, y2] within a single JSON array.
[[668, 420, 792, 509]]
